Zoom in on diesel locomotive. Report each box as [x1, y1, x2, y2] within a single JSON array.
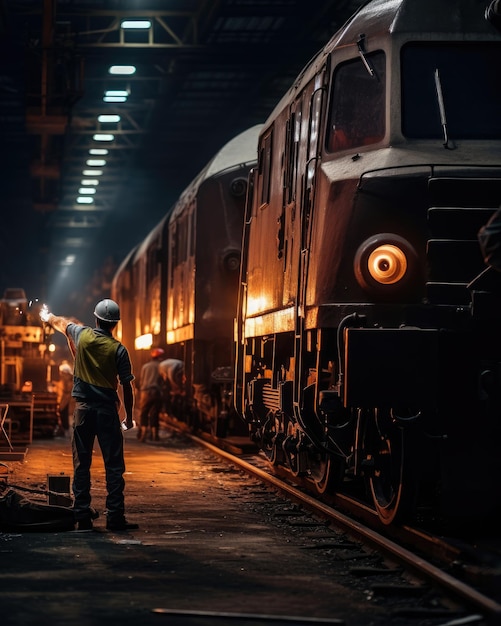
[[113, 0, 501, 527], [112, 125, 261, 436], [235, 0, 501, 526]]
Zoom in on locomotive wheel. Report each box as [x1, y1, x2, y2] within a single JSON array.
[[259, 414, 282, 466], [309, 453, 343, 495], [262, 437, 280, 465], [362, 409, 415, 525]]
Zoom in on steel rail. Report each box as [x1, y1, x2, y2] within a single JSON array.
[[192, 435, 501, 623]]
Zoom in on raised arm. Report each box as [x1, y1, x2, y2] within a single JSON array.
[[40, 310, 72, 335]]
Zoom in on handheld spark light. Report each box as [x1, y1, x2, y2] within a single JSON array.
[[40, 304, 51, 322]]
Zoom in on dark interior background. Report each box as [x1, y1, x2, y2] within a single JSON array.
[[0, 0, 366, 319]]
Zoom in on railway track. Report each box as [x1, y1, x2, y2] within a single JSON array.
[[191, 433, 501, 626]]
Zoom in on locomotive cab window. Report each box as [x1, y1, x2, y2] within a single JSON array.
[[401, 43, 501, 139], [326, 51, 386, 152]]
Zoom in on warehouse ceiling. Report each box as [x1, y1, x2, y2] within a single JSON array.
[[0, 0, 365, 318]]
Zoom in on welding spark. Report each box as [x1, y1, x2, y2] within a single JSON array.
[[40, 304, 51, 322]]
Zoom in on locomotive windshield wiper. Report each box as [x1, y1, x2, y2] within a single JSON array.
[[434, 68, 456, 149], [357, 34, 376, 77]]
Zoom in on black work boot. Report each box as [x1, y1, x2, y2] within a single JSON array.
[[76, 518, 93, 531], [75, 507, 99, 532]]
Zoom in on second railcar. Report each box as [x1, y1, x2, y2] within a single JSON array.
[[166, 125, 261, 436], [113, 125, 262, 437]]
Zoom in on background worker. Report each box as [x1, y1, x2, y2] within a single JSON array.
[[137, 347, 164, 442], [40, 299, 138, 532], [56, 361, 74, 437], [158, 358, 186, 420]]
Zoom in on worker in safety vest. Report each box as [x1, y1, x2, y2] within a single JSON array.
[[40, 299, 138, 532]]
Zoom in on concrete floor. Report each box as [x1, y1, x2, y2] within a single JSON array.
[[0, 431, 385, 626]]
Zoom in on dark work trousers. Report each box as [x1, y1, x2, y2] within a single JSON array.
[[139, 387, 162, 428], [72, 401, 125, 523]]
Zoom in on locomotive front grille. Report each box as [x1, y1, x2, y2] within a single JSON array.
[[426, 176, 501, 305]]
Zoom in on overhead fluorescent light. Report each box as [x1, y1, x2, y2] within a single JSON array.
[[80, 179, 99, 186], [105, 90, 129, 97], [89, 149, 108, 156], [82, 170, 103, 176], [103, 90, 128, 103], [98, 114, 121, 123], [82, 169, 103, 176], [121, 20, 151, 30], [108, 65, 136, 75], [78, 188, 96, 195], [93, 134, 115, 142], [86, 159, 107, 167], [103, 96, 127, 103], [76, 196, 94, 204]]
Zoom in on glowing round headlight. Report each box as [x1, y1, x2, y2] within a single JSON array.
[[354, 234, 417, 295], [367, 244, 407, 285]]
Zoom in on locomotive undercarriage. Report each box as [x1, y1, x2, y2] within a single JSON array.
[[193, 375, 242, 439], [175, 338, 247, 439], [244, 311, 501, 527]]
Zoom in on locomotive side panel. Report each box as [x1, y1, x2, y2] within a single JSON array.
[[245, 74, 321, 329], [245, 124, 286, 322], [167, 199, 195, 345]]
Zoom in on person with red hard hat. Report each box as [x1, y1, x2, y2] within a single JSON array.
[[137, 347, 165, 442], [40, 299, 138, 532]]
